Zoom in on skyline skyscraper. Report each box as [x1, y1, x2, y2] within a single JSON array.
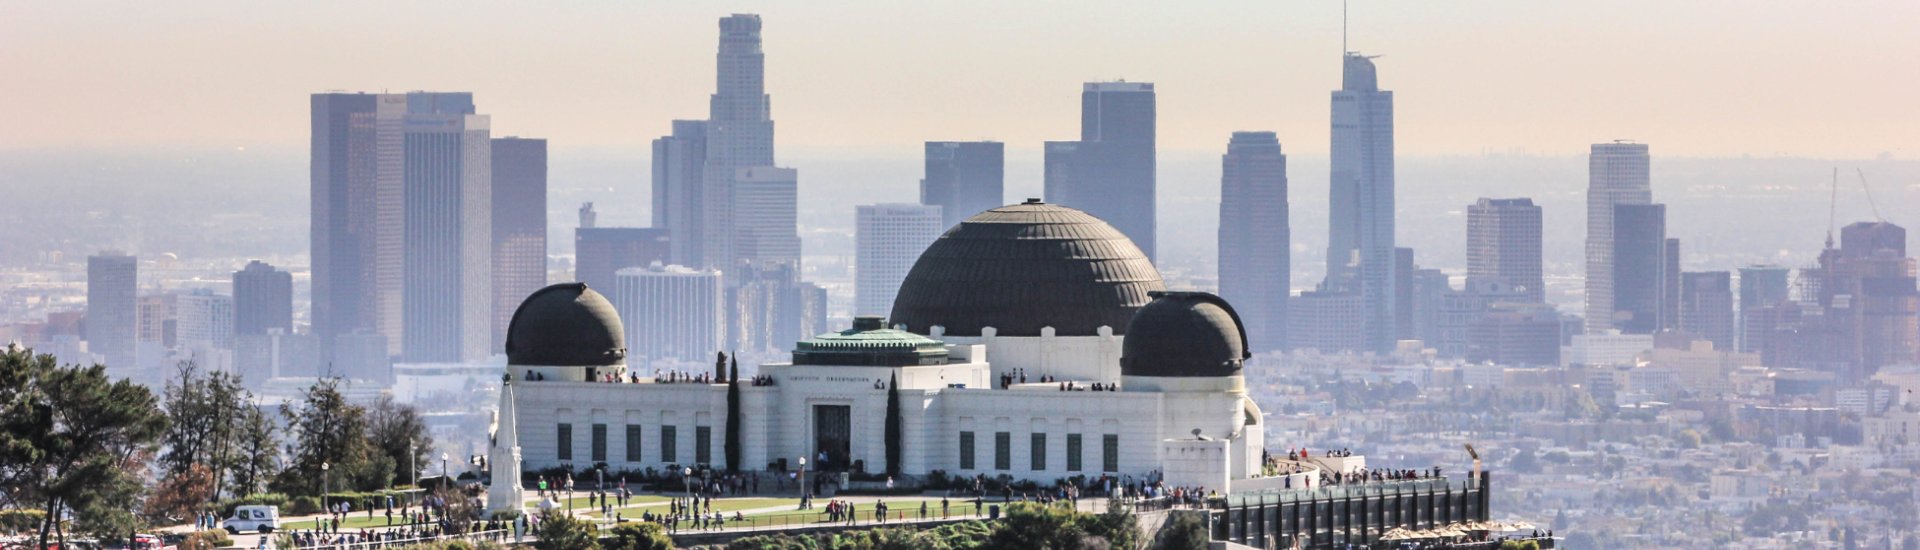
[[922, 141, 1005, 230], [1326, 52, 1397, 352], [309, 92, 382, 360], [1737, 265, 1792, 354], [491, 136, 548, 350], [1611, 203, 1668, 334], [575, 227, 671, 295], [855, 203, 944, 316], [653, 120, 708, 266], [615, 263, 725, 366], [1466, 198, 1545, 303], [86, 251, 137, 371], [1584, 141, 1653, 333], [1217, 131, 1290, 353], [1680, 270, 1736, 351], [232, 260, 292, 337], [1044, 81, 1157, 261], [700, 14, 799, 280], [399, 93, 492, 363]]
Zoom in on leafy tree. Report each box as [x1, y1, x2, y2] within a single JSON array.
[[274, 377, 384, 496], [1152, 512, 1208, 550], [604, 522, 673, 550], [725, 355, 742, 473], [885, 373, 902, 477], [145, 463, 216, 525], [989, 502, 1089, 549], [368, 394, 433, 487], [0, 348, 168, 548], [160, 361, 250, 500], [533, 513, 601, 550], [1082, 497, 1140, 550], [230, 403, 279, 496]]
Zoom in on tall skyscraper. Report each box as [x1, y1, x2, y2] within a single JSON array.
[[232, 260, 292, 336], [400, 93, 492, 363], [615, 263, 725, 366], [922, 141, 1004, 229], [1680, 271, 1735, 351], [1467, 198, 1544, 303], [856, 204, 944, 316], [86, 252, 137, 370], [175, 290, 234, 351], [1327, 53, 1398, 352], [1611, 203, 1668, 334], [575, 227, 671, 294], [1793, 222, 1920, 377], [652, 120, 708, 266], [1738, 265, 1792, 354], [700, 14, 798, 279], [1216, 131, 1290, 353], [1584, 141, 1653, 333], [310, 93, 381, 359], [1663, 238, 1683, 332], [1044, 82, 1157, 260], [492, 136, 548, 349]]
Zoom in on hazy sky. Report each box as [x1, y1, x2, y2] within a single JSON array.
[[4, 1, 1916, 158]]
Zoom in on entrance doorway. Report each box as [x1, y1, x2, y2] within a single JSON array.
[[812, 404, 851, 471]]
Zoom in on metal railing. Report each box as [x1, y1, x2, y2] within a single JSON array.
[[285, 528, 512, 549]]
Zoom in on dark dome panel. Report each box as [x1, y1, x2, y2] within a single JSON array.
[[505, 282, 627, 367], [889, 201, 1165, 337], [1121, 291, 1249, 378]]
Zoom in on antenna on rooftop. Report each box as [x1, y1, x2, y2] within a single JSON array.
[[1342, 0, 1349, 54]]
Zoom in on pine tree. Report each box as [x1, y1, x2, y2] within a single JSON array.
[[724, 356, 742, 473]]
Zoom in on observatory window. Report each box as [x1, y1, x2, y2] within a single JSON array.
[[557, 423, 573, 461], [625, 425, 644, 462], [959, 431, 976, 470]]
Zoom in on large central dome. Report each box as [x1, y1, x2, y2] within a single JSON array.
[[889, 200, 1165, 337]]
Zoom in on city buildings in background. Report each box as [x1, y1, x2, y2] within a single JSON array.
[[921, 141, 1005, 230], [86, 251, 137, 373], [232, 260, 292, 337], [490, 136, 548, 350], [855, 203, 943, 317], [1584, 141, 1653, 334], [1216, 131, 1290, 353], [1045, 81, 1157, 261], [1467, 198, 1545, 303], [614, 263, 724, 367], [574, 227, 671, 294]]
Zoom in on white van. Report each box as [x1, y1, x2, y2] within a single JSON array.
[[223, 505, 281, 534]]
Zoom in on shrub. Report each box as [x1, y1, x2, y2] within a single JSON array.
[[287, 495, 323, 515], [0, 509, 46, 534], [180, 529, 233, 550], [605, 522, 673, 550], [533, 514, 600, 550]]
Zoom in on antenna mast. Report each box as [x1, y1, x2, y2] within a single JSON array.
[[1826, 167, 1838, 249], [1343, 0, 1349, 54]]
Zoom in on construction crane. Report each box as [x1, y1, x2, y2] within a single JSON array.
[[1856, 168, 1887, 223], [1464, 443, 1482, 479]]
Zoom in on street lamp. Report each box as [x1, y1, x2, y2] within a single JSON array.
[[409, 439, 418, 488], [797, 457, 808, 509], [440, 452, 449, 489], [683, 467, 693, 516], [320, 462, 331, 513]]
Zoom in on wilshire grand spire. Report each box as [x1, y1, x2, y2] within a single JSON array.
[[1325, 52, 1397, 352]]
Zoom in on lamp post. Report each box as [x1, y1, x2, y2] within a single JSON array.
[[440, 452, 449, 489], [682, 467, 693, 518], [320, 462, 331, 513], [409, 439, 418, 488], [797, 457, 808, 509]]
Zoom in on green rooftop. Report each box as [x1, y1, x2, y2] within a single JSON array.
[[792, 316, 950, 366]]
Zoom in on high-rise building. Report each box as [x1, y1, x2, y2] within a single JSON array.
[[1738, 265, 1792, 354], [1287, 291, 1365, 354], [175, 290, 234, 351], [400, 93, 492, 363], [1787, 222, 1920, 378], [856, 204, 944, 316], [1467, 302, 1561, 366], [1611, 203, 1668, 334], [699, 14, 798, 279], [652, 120, 708, 265], [233, 260, 292, 337], [1680, 271, 1735, 351], [575, 227, 671, 294], [922, 141, 1005, 229], [1045, 82, 1157, 260], [86, 252, 137, 370], [310, 93, 382, 359], [1664, 238, 1683, 332], [614, 264, 725, 366], [1326, 53, 1398, 352], [1410, 268, 1451, 346], [1467, 198, 1544, 303], [1216, 131, 1290, 353], [136, 294, 177, 348], [1584, 142, 1652, 333], [729, 264, 828, 355], [492, 137, 548, 349]]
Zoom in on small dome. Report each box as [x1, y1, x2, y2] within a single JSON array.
[[1121, 291, 1249, 377], [505, 283, 626, 366], [889, 200, 1165, 337]]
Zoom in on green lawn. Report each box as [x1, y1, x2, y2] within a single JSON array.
[[526, 493, 670, 511]]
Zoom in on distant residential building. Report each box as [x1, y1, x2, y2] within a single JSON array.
[[652, 120, 708, 266], [1680, 271, 1735, 351], [1611, 203, 1668, 334], [1466, 198, 1544, 303], [400, 93, 492, 363], [615, 264, 724, 365], [86, 252, 137, 371], [1045, 81, 1157, 261], [1216, 131, 1290, 352], [233, 260, 292, 336], [492, 137, 548, 350], [922, 141, 1004, 229], [855, 204, 944, 316], [1584, 142, 1652, 334], [575, 227, 671, 295]]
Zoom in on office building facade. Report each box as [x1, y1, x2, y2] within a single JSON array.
[[1680, 271, 1736, 351], [922, 141, 1005, 230], [614, 264, 725, 366], [492, 137, 548, 349], [86, 252, 138, 371], [400, 94, 492, 363], [1327, 53, 1398, 352], [856, 204, 945, 317], [233, 260, 292, 337], [575, 228, 672, 295], [1217, 131, 1290, 353], [1466, 198, 1544, 303], [1584, 142, 1653, 333], [1045, 82, 1157, 261], [652, 120, 708, 266]]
